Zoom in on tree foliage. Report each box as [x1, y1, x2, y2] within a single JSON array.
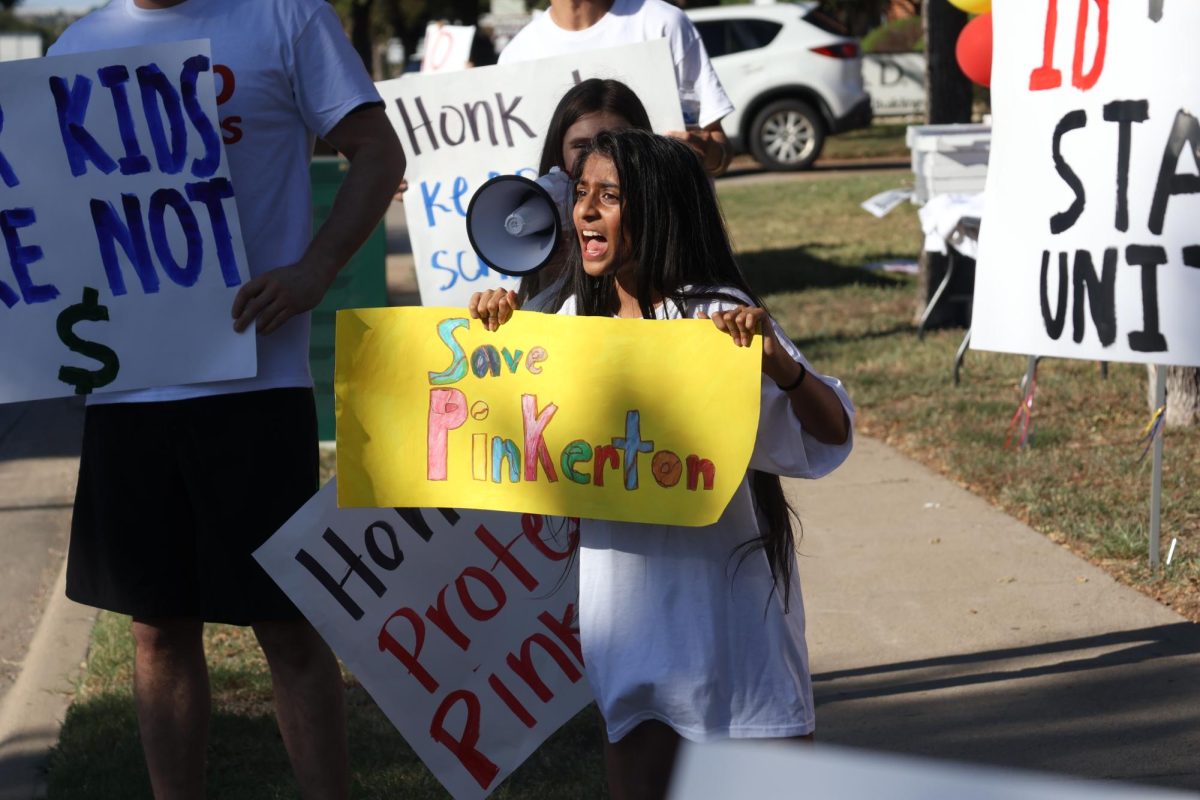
[[329, 0, 488, 75], [922, 0, 971, 124], [820, 0, 920, 37]]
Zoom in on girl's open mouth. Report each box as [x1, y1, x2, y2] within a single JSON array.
[[581, 230, 609, 258]]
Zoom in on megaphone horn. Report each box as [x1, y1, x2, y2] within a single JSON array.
[[466, 169, 571, 277]]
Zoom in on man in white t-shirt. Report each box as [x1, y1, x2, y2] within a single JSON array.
[[499, 0, 736, 175], [49, 0, 404, 796]]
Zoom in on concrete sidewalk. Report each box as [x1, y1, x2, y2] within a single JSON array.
[[794, 437, 1200, 791], [0, 400, 95, 800]]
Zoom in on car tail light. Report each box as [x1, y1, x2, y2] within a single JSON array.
[[810, 43, 859, 59]]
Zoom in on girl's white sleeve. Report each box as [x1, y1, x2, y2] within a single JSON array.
[[688, 291, 854, 479], [747, 317, 855, 479]]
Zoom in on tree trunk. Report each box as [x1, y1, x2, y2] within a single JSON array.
[[446, 0, 480, 26], [350, 0, 374, 75], [383, 0, 428, 73], [1147, 366, 1200, 428], [922, 0, 972, 124]]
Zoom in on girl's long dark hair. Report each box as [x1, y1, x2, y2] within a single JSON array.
[[519, 80, 653, 304], [565, 129, 802, 609]]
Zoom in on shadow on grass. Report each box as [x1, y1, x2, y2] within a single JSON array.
[[47, 685, 607, 799], [792, 323, 916, 350], [738, 246, 908, 297], [721, 159, 909, 180], [46, 694, 295, 800]]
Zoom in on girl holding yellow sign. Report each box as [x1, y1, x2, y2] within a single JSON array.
[[469, 129, 853, 798]]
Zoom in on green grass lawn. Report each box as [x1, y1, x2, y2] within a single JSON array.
[[820, 122, 912, 162], [47, 168, 1198, 797], [46, 610, 607, 799]]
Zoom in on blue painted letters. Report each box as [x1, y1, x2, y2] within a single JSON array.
[[97, 65, 152, 176], [1, 208, 59, 305], [50, 74, 118, 177]]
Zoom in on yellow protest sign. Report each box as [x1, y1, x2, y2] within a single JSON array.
[[335, 308, 762, 526]]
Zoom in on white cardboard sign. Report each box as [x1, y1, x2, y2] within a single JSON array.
[[254, 480, 590, 800], [378, 39, 685, 308], [972, 2, 1200, 367], [421, 23, 477, 74], [0, 41, 255, 404], [863, 54, 926, 118]]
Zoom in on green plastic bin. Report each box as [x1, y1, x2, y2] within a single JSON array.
[[308, 156, 388, 442]]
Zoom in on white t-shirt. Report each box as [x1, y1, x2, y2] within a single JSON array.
[[50, 0, 382, 403], [498, 0, 734, 129], [557, 288, 855, 742]]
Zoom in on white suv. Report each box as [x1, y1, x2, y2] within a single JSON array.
[[686, 2, 872, 170]]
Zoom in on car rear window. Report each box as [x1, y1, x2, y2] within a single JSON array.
[[694, 19, 783, 58], [803, 7, 850, 36]]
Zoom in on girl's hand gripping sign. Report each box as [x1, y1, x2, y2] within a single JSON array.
[[335, 307, 762, 526]]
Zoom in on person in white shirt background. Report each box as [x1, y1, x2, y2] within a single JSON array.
[[499, 0, 736, 177]]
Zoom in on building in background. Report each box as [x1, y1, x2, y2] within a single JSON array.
[[0, 32, 41, 60]]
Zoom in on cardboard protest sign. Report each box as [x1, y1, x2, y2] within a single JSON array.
[[421, 23, 477, 73], [0, 41, 254, 404], [335, 307, 761, 526], [254, 481, 590, 800], [972, 2, 1200, 367], [377, 40, 684, 307]]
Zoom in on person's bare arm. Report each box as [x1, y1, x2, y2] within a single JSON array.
[[666, 120, 732, 177], [232, 106, 406, 334]]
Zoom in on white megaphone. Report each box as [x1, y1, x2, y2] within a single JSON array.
[[466, 167, 572, 277]]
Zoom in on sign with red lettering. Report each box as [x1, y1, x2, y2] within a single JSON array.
[[0, 40, 254, 404], [972, 1, 1200, 367], [254, 480, 590, 800], [420, 23, 476, 74]]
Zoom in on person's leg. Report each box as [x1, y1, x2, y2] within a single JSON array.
[[253, 618, 350, 800], [180, 389, 344, 795], [130, 617, 209, 800], [603, 720, 683, 800]]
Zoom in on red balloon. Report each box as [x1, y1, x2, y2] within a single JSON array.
[[955, 13, 993, 87]]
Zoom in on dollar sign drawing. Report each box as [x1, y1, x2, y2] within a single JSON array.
[[56, 286, 120, 395]]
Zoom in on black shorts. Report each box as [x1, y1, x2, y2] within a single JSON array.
[[66, 388, 318, 625]]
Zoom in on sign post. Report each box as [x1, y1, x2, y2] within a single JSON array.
[[1149, 365, 1166, 567]]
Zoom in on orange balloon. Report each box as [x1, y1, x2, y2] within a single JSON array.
[[956, 12, 993, 87], [948, 0, 991, 13]]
